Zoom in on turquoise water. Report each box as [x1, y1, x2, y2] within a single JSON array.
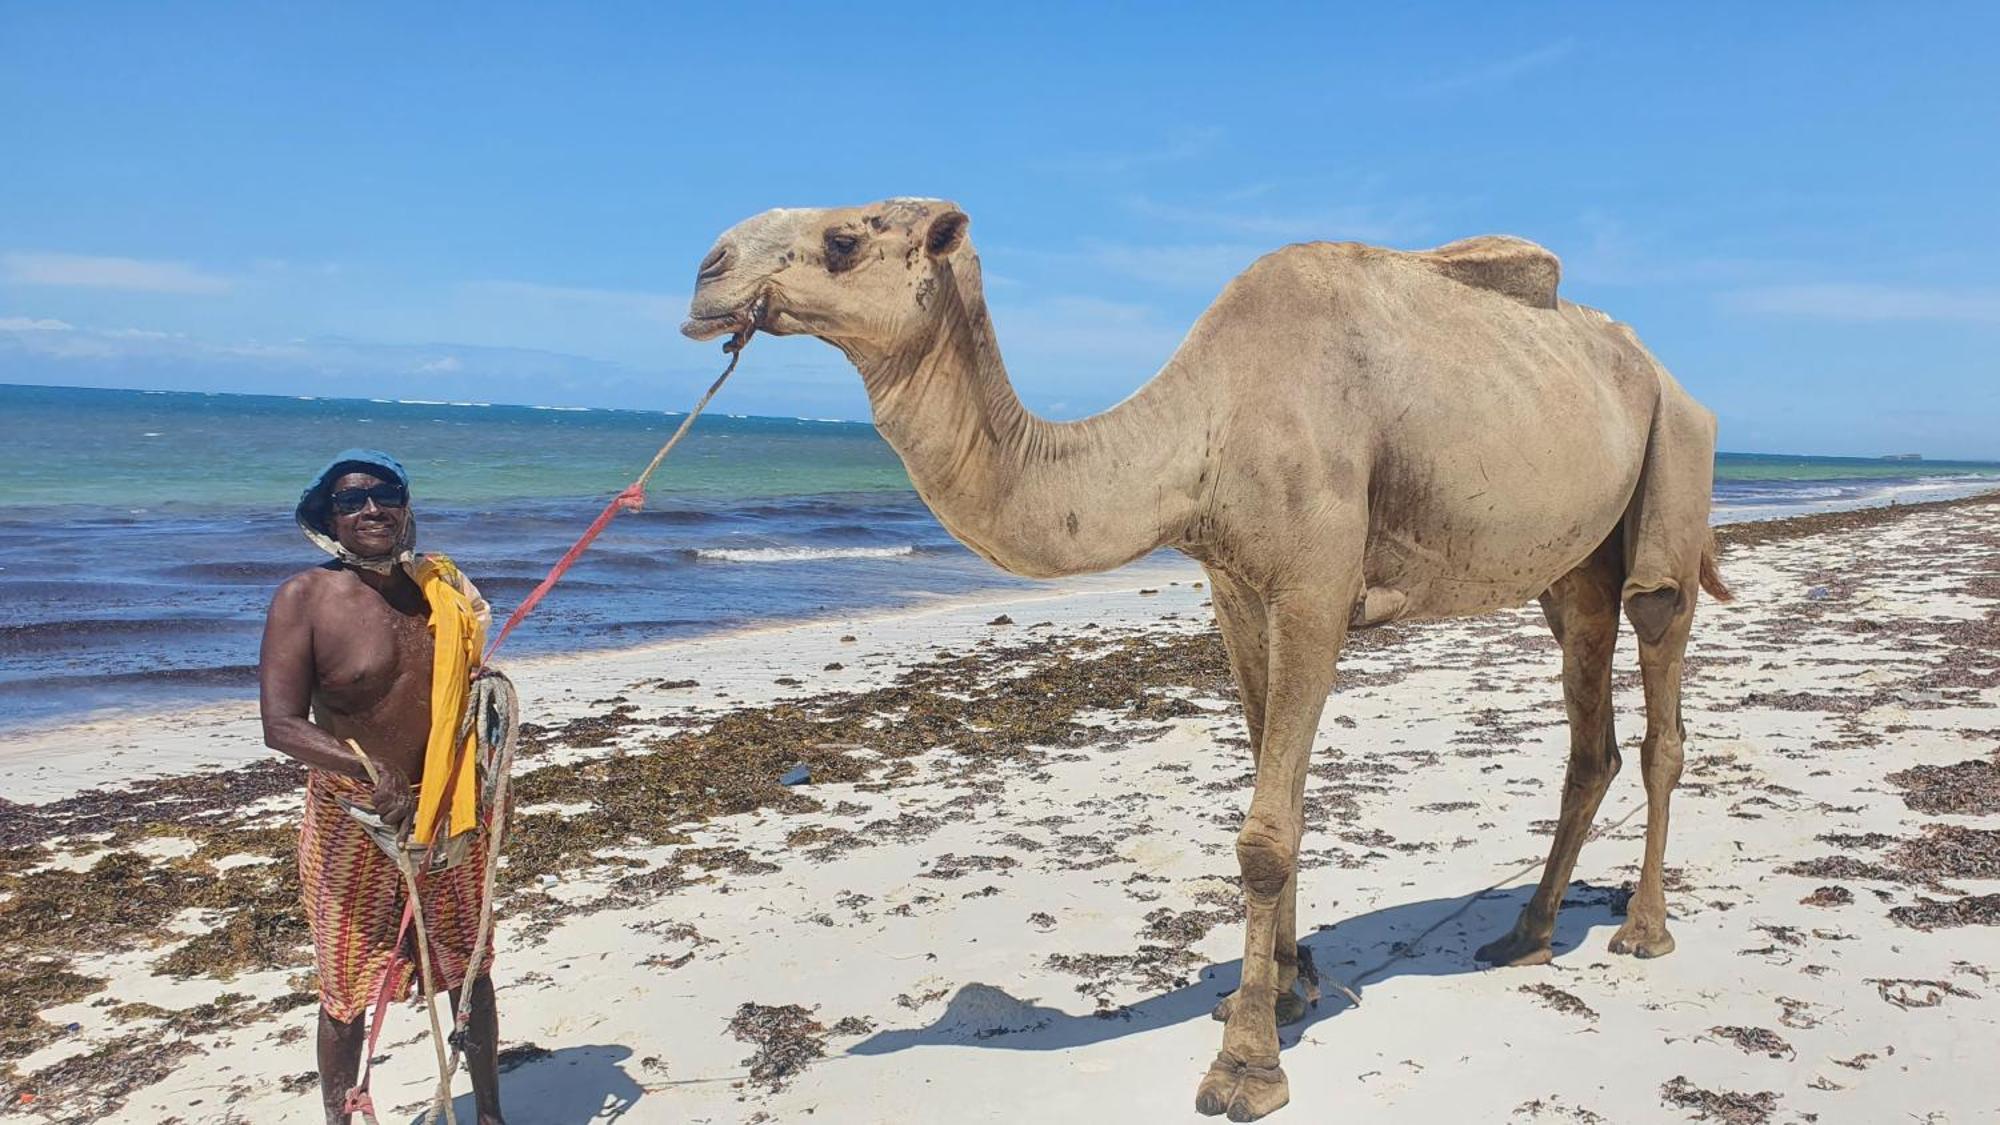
[[2, 382, 1997, 730], [0, 383, 911, 509]]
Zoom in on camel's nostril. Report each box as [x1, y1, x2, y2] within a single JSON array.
[[698, 245, 732, 281]]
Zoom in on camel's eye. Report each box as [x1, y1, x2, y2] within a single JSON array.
[[823, 229, 864, 273]]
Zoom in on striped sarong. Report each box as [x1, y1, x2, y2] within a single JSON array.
[[297, 768, 494, 1021]]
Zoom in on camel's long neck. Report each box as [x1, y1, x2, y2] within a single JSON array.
[[854, 261, 1209, 579]]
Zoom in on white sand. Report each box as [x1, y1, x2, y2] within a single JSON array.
[[5, 505, 1998, 1124]]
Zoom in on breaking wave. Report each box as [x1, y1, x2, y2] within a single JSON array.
[[693, 545, 918, 564]]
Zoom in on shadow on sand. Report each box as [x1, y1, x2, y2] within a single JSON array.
[[849, 881, 1628, 1057], [426, 1043, 647, 1124]]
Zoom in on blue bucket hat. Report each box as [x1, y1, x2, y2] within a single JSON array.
[[296, 448, 415, 570]]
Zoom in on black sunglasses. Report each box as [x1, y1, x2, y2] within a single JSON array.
[[329, 483, 408, 515]]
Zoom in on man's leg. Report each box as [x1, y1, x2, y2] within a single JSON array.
[[448, 975, 504, 1125], [316, 1008, 365, 1125]]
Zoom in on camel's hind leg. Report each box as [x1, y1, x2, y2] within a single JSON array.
[[1606, 372, 1716, 958], [1609, 583, 1696, 957], [1475, 533, 1624, 967]]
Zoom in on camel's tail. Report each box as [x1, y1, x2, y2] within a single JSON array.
[[1699, 534, 1734, 603]]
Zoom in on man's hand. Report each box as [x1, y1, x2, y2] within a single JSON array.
[[371, 763, 417, 834]]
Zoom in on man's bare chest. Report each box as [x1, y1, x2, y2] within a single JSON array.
[[311, 591, 434, 709]]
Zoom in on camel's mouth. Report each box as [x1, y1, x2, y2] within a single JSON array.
[[679, 313, 742, 342], [680, 293, 769, 342]]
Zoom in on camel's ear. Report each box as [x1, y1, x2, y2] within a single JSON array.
[[924, 210, 969, 258]]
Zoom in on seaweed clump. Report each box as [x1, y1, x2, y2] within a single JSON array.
[[1658, 1076, 1779, 1124], [726, 1003, 826, 1091]]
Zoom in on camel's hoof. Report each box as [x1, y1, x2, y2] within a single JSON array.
[[1210, 986, 1310, 1026], [1194, 1056, 1290, 1121], [1608, 920, 1676, 959], [1274, 989, 1308, 1027], [1474, 929, 1554, 967], [1195, 1057, 1237, 1116]]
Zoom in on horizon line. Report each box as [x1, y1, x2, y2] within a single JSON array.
[[3, 380, 1997, 467]]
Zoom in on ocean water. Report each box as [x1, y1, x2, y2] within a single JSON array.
[[3, 383, 1997, 731]]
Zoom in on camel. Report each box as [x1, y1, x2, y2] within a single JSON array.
[[682, 198, 1732, 1121]]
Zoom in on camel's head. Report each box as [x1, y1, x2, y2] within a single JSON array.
[[681, 198, 971, 355]]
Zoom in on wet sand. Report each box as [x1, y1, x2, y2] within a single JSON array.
[[2, 493, 1997, 1123]]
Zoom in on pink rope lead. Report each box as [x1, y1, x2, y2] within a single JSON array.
[[482, 333, 751, 663]]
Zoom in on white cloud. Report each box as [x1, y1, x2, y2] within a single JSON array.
[[1413, 39, 1577, 96], [1727, 283, 2000, 325], [415, 354, 464, 374], [1, 251, 235, 294], [0, 315, 73, 331]]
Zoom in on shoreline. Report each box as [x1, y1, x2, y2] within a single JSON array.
[[5, 485, 1996, 751], [0, 481, 1995, 1121]]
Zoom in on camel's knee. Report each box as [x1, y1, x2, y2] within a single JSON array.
[[1235, 822, 1296, 901], [1640, 731, 1685, 789], [1570, 745, 1621, 792], [1623, 585, 1684, 646]]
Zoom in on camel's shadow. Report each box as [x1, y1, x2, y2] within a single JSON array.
[[424, 1043, 647, 1124], [848, 881, 1627, 1056]]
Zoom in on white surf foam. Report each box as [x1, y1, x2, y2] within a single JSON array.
[[694, 545, 917, 564]]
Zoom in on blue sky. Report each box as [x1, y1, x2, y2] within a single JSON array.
[[2, 3, 1996, 457]]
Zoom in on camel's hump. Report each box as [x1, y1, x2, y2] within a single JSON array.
[[1412, 235, 1561, 310]]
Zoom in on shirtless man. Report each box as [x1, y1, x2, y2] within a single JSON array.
[[259, 449, 505, 1125]]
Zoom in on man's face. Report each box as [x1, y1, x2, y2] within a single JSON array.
[[328, 471, 409, 558]]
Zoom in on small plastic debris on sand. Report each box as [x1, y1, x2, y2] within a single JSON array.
[[538, 874, 559, 888], [1807, 585, 1829, 600], [780, 764, 812, 787]]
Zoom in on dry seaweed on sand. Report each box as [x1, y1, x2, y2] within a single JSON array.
[[1867, 977, 1978, 1009], [496, 1042, 553, 1072], [1046, 945, 1206, 1007], [1713, 489, 2000, 550], [1518, 983, 1597, 1021], [4, 1032, 200, 1125], [1888, 825, 2000, 881], [1889, 893, 2000, 930], [0, 962, 104, 1062], [1888, 754, 2000, 816], [1799, 885, 1852, 907], [1658, 1076, 1780, 1124], [1704, 1025, 1794, 1059], [726, 1003, 826, 1091]]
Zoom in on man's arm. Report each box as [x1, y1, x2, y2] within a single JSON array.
[[258, 576, 368, 779]]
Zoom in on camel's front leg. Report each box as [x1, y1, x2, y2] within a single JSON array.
[[1197, 593, 1346, 1121], [1205, 568, 1310, 1028]]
